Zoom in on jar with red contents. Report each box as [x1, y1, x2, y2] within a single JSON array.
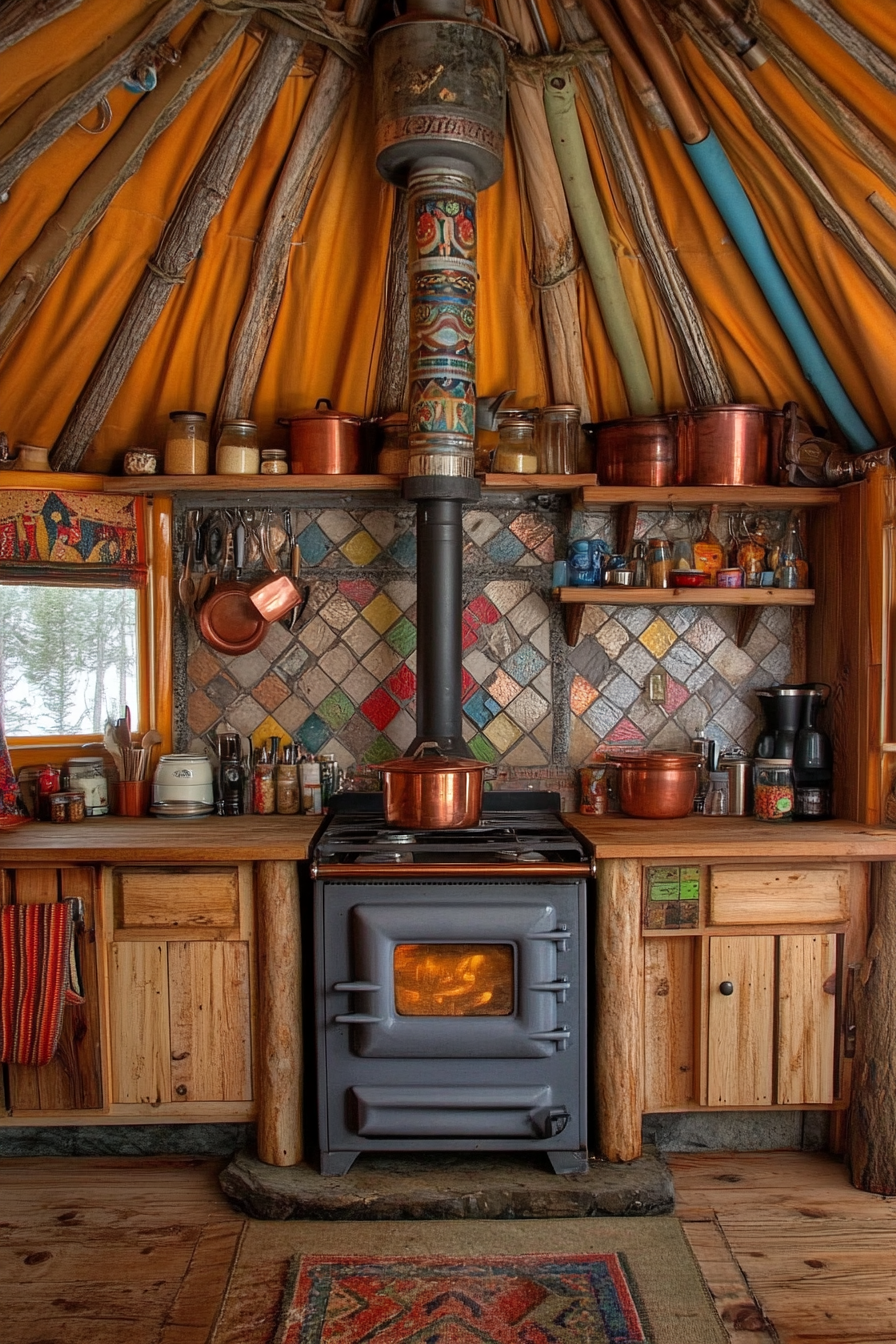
[[37, 763, 60, 819], [754, 759, 795, 822]]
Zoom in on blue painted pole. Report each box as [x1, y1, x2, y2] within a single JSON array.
[[686, 130, 874, 449]]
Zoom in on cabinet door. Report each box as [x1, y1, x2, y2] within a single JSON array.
[[706, 936, 775, 1106], [168, 941, 253, 1103], [109, 941, 171, 1105], [777, 933, 837, 1104]]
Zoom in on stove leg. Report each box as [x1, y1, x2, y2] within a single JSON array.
[[547, 1149, 589, 1175], [320, 1150, 359, 1176]]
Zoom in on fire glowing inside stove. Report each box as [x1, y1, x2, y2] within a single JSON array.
[[393, 943, 514, 1016]]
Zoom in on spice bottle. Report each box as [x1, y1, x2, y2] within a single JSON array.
[[252, 761, 276, 815], [260, 447, 289, 475], [693, 507, 725, 585], [276, 763, 300, 814], [300, 758, 323, 815], [216, 420, 260, 475], [165, 411, 209, 475], [774, 512, 809, 589], [647, 537, 672, 588]]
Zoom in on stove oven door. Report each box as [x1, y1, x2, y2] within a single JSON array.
[[315, 880, 586, 1173]]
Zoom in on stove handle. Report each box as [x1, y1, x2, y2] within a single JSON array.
[[334, 982, 381, 993], [531, 978, 569, 1003], [528, 1026, 570, 1051], [529, 928, 569, 952], [533, 1106, 571, 1137], [334, 1013, 383, 1024]]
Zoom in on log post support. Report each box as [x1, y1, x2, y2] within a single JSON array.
[[255, 859, 302, 1167], [595, 857, 644, 1162], [847, 860, 896, 1194]]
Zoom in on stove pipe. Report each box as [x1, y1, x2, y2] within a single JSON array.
[[372, 0, 507, 757]]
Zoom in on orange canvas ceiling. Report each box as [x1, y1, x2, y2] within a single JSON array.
[[0, 0, 895, 472]]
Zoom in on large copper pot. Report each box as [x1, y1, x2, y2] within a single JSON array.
[[677, 404, 771, 486], [279, 399, 361, 474], [584, 413, 680, 487], [379, 744, 488, 829], [610, 751, 701, 819]]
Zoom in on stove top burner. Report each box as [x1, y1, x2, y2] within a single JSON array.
[[314, 810, 588, 872]]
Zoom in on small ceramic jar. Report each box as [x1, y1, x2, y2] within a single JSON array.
[[123, 447, 161, 475]]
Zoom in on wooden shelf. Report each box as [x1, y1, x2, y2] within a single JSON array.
[[481, 473, 597, 491], [578, 484, 839, 508], [0, 470, 106, 490], [103, 473, 402, 494], [556, 586, 814, 606]]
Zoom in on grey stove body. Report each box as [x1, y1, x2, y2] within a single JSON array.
[[311, 795, 591, 1176]]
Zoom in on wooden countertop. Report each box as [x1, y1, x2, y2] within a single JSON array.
[[563, 814, 896, 860], [0, 815, 325, 864]]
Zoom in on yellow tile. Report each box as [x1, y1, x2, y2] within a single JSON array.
[[362, 593, 402, 633], [640, 616, 677, 658], [250, 713, 291, 752], [482, 712, 523, 753], [341, 530, 381, 566]]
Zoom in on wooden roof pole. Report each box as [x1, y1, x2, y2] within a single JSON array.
[[0, 11, 247, 361], [690, 0, 896, 202], [214, 0, 379, 430], [0, 0, 83, 54], [371, 187, 409, 419], [551, 0, 732, 405], [783, 0, 896, 97], [678, 2, 896, 312], [496, 0, 592, 420], [51, 24, 303, 473], [0, 0, 198, 203]]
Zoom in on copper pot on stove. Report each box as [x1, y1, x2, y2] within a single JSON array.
[[378, 743, 489, 829], [279, 398, 362, 474]]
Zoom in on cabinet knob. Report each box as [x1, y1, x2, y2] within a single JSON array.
[[175, 1084, 188, 1096], [719, 981, 734, 996]]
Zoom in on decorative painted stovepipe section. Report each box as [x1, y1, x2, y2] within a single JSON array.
[[406, 168, 477, 478]]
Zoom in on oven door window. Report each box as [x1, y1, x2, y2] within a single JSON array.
[[394, 943, 514, 1016]]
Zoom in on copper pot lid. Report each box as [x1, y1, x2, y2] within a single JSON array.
[[197, 581, 267, 655], [609, 751, 702, 769], [379, 757, 489, 773], [279, 397, 361, 425]]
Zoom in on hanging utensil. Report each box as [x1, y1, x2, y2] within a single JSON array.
[[233, 512, 247, 580], [178, 511, 197, 612]]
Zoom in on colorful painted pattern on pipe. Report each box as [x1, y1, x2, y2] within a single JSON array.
[[407, 169, 477, 475]]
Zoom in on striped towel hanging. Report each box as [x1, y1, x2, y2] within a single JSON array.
[[0, 900, 84, 1066]]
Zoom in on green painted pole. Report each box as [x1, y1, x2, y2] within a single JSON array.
[[543, 70, 659, 416]]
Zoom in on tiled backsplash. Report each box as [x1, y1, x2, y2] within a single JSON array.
[[177, 497, 792, 788]]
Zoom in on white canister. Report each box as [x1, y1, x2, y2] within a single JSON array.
[[65, 757, 109, 816], [152, 753, 214, 805]]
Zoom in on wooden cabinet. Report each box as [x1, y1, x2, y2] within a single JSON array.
[[103, 865, 255, 1117]]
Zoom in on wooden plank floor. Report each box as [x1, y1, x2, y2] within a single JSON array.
[[1, 1152, 895, 1343]]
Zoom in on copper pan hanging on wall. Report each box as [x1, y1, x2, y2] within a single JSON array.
[[197, 580, 267, 655]]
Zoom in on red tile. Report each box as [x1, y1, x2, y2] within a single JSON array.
[[466, 594, 500, 625], [388, 664, 417, 701], [461, 668, 477, 703], [462, 619, 479, 650], [339, 578, 378, 608], [360, 687, 400, 730], [607, 717, 645, 744], [664, 678, 690, 715]]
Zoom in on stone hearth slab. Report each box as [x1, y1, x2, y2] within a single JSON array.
[[219, 1147, 673, 1220]]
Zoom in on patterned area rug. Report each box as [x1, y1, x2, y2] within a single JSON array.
[[275, 1252, 648, 1343], [212, 1218, 726, 1344]]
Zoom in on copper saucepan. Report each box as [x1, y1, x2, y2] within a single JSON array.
[[378, 743, 489, 829], [197, 581, 267, 655]]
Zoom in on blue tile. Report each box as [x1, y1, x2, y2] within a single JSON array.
[[388, 532, 417, 568], [486, 529, 527, 564], [502, 643, 547, 686], [294, 713, 330, 754], [297, 522, 331, 566], [463, 687, 500, 729]]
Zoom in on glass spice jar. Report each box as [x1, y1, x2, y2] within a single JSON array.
[[536, 405, 581, 474], [252, 761, 276, 814], [164, 411, 209, 475], [216, 420, 259, 475], [276, 763, 300, 814], [123, 447, 161, 476], [647, 536, 672, 588], [260, 447, 289, 475], [754, 759, 795, 821]]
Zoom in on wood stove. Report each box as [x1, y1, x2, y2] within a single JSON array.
[[312, 795, 592, 1175]]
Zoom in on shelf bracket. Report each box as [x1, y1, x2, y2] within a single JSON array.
[[735, 605, 762, 648], [564, 601, 585, 647]]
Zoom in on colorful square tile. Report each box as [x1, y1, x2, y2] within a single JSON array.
[[761, 643, 791, 681], [251, 713, 292, 751], [317, 509, 357, 542], [618, 641, 657, 685], [341, 530, 381, 566], [318, 688, 354, 731], [252, 673, 290, 712], [385, 708, 416, 751], [363, 593, 402, 634], [604, 671, 640, 709], [504, 738, 549, 767], [464, 511, 503, 546], [221, 694, 267, 737], [362, 733, 396, 765], [187, 689, 219, 736], [297, 615, 338, 656], [506, 686, 550, 730], [343, 665, 378, 706], [339, 713, 379, 760], [297, 665, 336, 707], [606, 716, 646, 743], [320, 592, 360, 631], [384, 580, 416, 612], [462, 619, 480, 651], [502, 644, 547, 686], [296, 522, 331, 566], [482, 712, 523, 752], [483, 579, 530, 613], [295, 712, 331, 754], [469, 733, 499, 762], [640, 616, 677, 659], [486, 529, 527, 563], [388, 664, 417, 701], [339, 577, 378, 608], [205, 674, 240, 711], [619, 608, 654, 636], [342, 618, 379, 657], [466, 594, 501, 626], [534, 536, 555, 563], [318, 645, 358, 683], [188, 645, 223, 688], [684, 615, 727, 656], [464, 650, 498, 685], [509, 514, 554, 551], [482, 618, 521, 661], [709, 638, 760, 688], [568, 640, 610, 687], [385, 616, 417, 657], [388, 532, 417, 567], [664, 678, 690, 715], [362, 642, 402, 680], [661, 642, 703, 682], [464, 687, 500, 729], [582, 696, 623, 737], [461, 667, 477, 702], [486, 668, 523, 707], [361, 687, 400, 730], [570, 674, 599, 716], [229, 649, 272, 687], [271, 693, 312, 734], [715, 696, 756, 741], [361, 510, 399, 548]]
